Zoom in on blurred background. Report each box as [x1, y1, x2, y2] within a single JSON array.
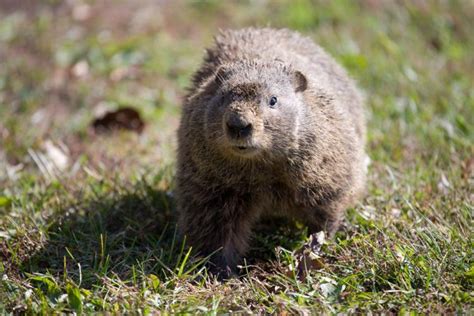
[[1, 0, 472, 181]]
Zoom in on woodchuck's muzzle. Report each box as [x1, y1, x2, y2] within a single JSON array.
[[226, 113, 253, 139]]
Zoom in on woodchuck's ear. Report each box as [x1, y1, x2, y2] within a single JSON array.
[[292, 71, 307, 93], [195, 65, 231, 97], [214, 64, 232, 84], [190, 65, 232, 100]]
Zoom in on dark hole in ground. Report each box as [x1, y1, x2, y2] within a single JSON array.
[[92, 107, 145, 134]]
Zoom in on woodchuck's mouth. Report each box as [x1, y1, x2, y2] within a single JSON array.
[[233, 145, 258, 155]]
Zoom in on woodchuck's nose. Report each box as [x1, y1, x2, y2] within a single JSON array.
[[226, 115, 252, 139]]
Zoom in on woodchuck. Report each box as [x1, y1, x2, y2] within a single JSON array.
[[176, 28, 367, 277]]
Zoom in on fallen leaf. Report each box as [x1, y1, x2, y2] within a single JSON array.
[[28, 141, 70, 180], [92, 107, 145, 134], [5, 163, 23, 180], [320, 282, 337, 297], [110, 66, 139, 82], [293, 231, 326, 281], [72, 3, 91, 21], [437, 173, 450, 195], [462, 157, 473, 180], [0, 231, 12, 240], [391, 208, 401, 218], [71, 60, 89, 78], [430, 36, 442, 51], [43, 140, 69, 171]]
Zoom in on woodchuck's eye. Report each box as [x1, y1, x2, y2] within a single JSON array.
[[269, 96, 278, 108]]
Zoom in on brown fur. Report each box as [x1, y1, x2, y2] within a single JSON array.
[[176, 28, 367, 276]]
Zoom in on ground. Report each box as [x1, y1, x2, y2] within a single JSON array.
[[0, 0, 473, 314]]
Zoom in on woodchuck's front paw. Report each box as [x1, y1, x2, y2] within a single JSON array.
[[207, 264, 236, 281], [206, 255, 238, 281]]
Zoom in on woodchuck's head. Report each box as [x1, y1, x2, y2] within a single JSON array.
[[202, 61, 308, 160]]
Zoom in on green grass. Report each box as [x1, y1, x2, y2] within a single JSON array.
[[0, 0, 473, 314]]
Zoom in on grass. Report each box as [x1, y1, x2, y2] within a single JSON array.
[[0, 0, 473, 314]]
